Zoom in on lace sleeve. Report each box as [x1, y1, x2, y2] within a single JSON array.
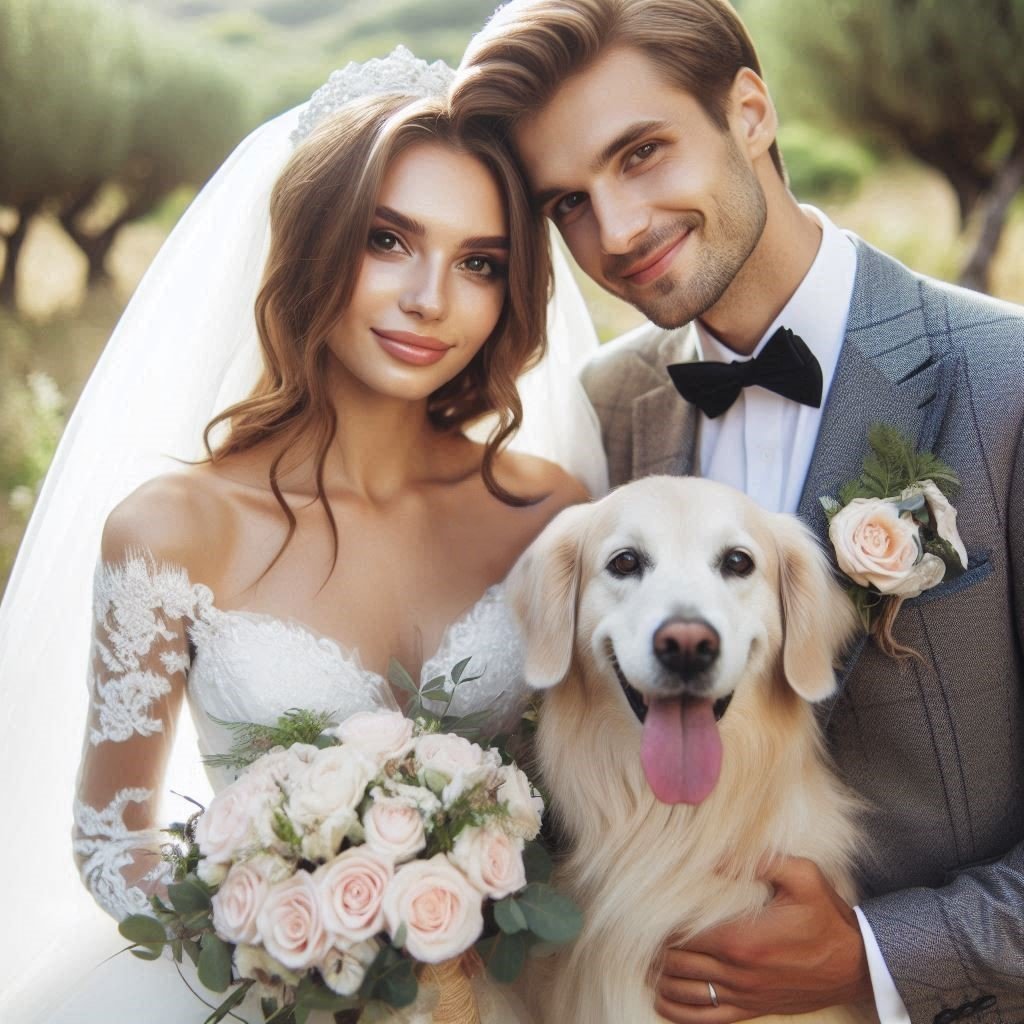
[[73, 554, 211, 920]]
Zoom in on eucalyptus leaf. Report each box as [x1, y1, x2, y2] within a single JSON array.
[[197, 934, 233, 993], [182, 937, 201, 966], [494, 897, 529, 934], [168, 878, 212, 915], [260, 997, 279, 1019], [450, 656, 473, 684], [201, 981, 253, 1024], [129, 945, 163, 961], [517, 883, 583, 943], [420, 677, 450, 700], [360, 947, 418, 1008], [118, 914, 168, 946], [523, 841, 553, 883], [477, 930, 528, 983], [388, 658, 419, 695]]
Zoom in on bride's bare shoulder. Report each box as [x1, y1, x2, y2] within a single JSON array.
[[100, 465, 233, 574], [494, 451, 591, 512]]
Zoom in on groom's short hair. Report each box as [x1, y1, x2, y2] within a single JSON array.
[[451, 0, 784, 178]]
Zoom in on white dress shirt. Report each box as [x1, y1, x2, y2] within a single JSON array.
[[696, 207, 910, 1024]]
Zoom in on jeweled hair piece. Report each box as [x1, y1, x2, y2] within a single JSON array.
[[290, 45, 456, 146]]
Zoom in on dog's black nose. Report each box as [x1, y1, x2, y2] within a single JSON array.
[[653, 618, 720, 680]]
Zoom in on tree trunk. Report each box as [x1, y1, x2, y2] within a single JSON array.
[[0, 198, 43, 309], [959, 138, 1024, 293]]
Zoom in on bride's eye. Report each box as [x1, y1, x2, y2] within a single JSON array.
[[369, 230, 403, 253], [460, 255, 505, 279]]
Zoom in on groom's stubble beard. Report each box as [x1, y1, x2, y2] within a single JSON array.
[[609, 139, 767, 331]]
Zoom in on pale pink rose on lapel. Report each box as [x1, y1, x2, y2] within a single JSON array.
[[383, 854, 484, 963], [329, 710, 415, 764], [316, 847, 393, 943], [363, 795, 426, 862], [450, 826, 526, 899], [256, 871, 329, 971], [829, 498, 943, 598], [211, 861, 271, 945]]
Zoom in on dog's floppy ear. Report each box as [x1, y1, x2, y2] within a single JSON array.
[[505, 502, 590, 688], [773, 513, 860, 701]]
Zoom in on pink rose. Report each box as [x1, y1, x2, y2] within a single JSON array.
[[330, 710, 414, 764], [449, 826, 526, 900], [256, 871, 329, 971], [829, 498, 944, 598], [316, 848, 393, 943], [211, 861, 270, 945], [363, 795, 426, 863], [383, 854, 484, 963], [195, 773, 274, 864]]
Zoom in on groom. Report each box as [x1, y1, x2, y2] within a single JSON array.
[[452, 1, 1024, 1022]]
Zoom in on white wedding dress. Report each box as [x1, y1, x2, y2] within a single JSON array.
[[53, 552, 534, 1023]]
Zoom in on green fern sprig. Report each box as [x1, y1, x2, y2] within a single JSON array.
[[202, 707, 337, 772]]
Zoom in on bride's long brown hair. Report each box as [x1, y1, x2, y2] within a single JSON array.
[[203, 94, 552, 574]]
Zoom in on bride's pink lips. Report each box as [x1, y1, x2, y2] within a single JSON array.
[[372, 329, 452, 366], [621, 230, 690, 287]]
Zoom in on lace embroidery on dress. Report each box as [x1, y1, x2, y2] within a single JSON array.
[[89, 555, 213, 745], [73, 788, 175, 920]]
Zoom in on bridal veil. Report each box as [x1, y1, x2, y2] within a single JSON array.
[[0, 49, 606, 1019]]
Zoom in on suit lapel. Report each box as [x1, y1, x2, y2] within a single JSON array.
[[797, 238, 956, 543], [631, 323, 701, 479]]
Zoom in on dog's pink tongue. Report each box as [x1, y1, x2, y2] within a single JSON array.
[[641, 697, 722, 805]]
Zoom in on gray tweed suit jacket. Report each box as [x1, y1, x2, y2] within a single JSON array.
[[580, 237, 1024, 1024]]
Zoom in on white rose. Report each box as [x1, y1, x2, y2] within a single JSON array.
[[383, 854, 484, 963], [288, 746, 373, 831], [829, 498, 933, 597], [319, 939, 379, 996], [449, 826, 526, 900], [363, 795, 427, 863], [329, 710, 415, 765], [415, 734, 484, 782], [195, 773, 275, 864], [256, 871, 330, 971], [441, 746, 503, 807], [316, 847, 393, 943], [233, 943, 299, 1002], [497, 765, 544, 840], [913, 480, 969, 570], [211, 861, 271, 945]]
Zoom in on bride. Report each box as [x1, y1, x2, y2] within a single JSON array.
[[0, 49, 605, 1023]]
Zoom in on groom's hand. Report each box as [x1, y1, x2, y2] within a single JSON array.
[[654, 857, 873, 1023]]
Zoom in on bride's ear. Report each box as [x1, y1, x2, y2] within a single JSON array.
[[506, 502, 590, 689]]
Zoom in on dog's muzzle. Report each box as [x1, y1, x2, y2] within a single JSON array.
[[606, 639, 732, 724]]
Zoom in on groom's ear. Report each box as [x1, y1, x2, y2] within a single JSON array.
[[728, 68, 778, 161], [505, 502, 590, 689]]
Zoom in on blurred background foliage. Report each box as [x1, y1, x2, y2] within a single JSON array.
[[2, 0, 1023, 592]]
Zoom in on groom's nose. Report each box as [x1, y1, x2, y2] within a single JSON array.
[[593, 186, 651, 256]]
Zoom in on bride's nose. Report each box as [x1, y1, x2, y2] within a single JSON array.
[[399, 262, 448, 321]]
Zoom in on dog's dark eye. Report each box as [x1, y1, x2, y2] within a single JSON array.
[[721, 548, 755, 578], [608, 549, 642, 577]]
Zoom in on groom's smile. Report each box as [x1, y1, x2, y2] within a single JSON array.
[[513, 46, 769, 329]]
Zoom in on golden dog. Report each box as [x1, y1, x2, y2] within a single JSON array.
[[507, 476, 876, 1024]]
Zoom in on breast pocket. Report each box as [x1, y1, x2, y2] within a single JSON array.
[[902, 552, 993, 608]]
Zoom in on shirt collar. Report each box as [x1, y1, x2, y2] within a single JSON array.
[[695, 206, 857, 382]]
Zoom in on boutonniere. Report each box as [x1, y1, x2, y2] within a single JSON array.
[[820, 424, 967, 658]]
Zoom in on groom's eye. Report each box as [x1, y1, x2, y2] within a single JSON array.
[[554, 192, 587, 219]]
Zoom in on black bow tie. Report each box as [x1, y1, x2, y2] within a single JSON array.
[[667, 326, 823, 419]]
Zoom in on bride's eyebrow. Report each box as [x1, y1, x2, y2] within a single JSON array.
[[459, 234, 509, 251], [374, 205, 426, 236]]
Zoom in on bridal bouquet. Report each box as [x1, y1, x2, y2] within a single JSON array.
[[119, 663, 579, 1024]]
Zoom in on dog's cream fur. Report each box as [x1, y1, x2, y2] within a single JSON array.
[[507, 477, 876, 1024]]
